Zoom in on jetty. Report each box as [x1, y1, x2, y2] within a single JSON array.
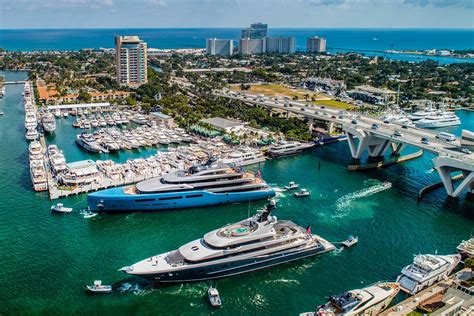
[[347, 150, 423, 171]]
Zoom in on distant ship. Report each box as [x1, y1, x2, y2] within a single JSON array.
[[119, 200, 335, 282], [267, 141, 315, 158], [87, 157, 275, 212], [301, 282, 400, 316], [396, 254, 461, 295]]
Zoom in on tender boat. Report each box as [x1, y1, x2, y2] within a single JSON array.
[[51, 203, 73, 213], [284, 181, 299, 190], [207, 287, 222, 308], [300, 282, 400, 316], [342, 235, 358, 248], [119, 200, 335, 282], [86, 280, 112, 293], [396, 253, 461, 295], [83, 211, 98, 219], [294, 189, 310, 197]]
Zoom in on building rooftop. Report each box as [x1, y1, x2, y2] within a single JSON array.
[[201, 117, 245, 129], [150, 112, 172, 119]]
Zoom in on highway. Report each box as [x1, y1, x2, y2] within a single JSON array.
[[217, 90, 474, 164]]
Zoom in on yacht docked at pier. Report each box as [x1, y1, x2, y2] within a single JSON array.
[[221, 148, 266, 167], [87, 157, 275, 212], [457, 237, 474, 258], [267, 141, 315, 158], [396, 254, 461, 295], [42, 112, 56, 134], [119, 201, 335, 282], [414, 112, 461, 128], [301, 282, 400, 316]]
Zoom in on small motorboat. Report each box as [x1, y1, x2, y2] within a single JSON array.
[[51, 203, 73, 213], [83, 211, 98, 219], [284, 181, 299, 190], [342, 235, 358, 248], [0, 110, 4, 115], [294, 189, 310, 197], [207, 287, 222, 308], [86, 280, 113, 293]]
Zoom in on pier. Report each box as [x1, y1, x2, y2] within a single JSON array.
[[218, 90, 474, 198], [3, 80, 27, 85]]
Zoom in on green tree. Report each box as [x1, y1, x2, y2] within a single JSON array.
[[465, 258, 474, 279], [78, 90, 91, 102]]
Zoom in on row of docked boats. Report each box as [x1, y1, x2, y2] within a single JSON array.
[[380, 102, 461, 129], [75, 125, 194, 154], [24, 83, 40, 141], [28, 141, 48, 192], [72, 112, 130, 129]]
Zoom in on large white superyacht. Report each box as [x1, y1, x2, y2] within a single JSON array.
[[300, 282, 400, 316], [119, 201, 335, 282], [414, 112, 461, 128], [396, 253, 461, 295], [221, 148, 266, 167], [267, 141, 315, 158]]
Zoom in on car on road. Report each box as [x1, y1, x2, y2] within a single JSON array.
[[371, 123, 379, 130], [402, 124, 409, 129], [421, 137, 429, 144], [320, 106, 325, 109], [351, 119, 357, 125], [331, 115, 336, 119], [393, 130, 402, 137], [461, 148, 472, 154], [301, 108, 305, 111], [384, 119, 390, 124]]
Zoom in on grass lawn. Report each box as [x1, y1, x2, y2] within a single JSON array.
[[313, 99, 354, 110], [231, 84, 325, 100]]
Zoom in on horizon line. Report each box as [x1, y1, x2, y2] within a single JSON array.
[[1, 27, 473, 31]]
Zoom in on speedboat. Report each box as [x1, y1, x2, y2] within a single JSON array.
[[301, 282, 400, 316], [207, 287, 222, 308], [51, 203, 73, 213], [294, 189, 310, 197], [342, 235, 358, 248], [284, 181, 299, 190], [119, 200, 335, 282], [86, 280, 112, 293], [396, 254, 461, 295]]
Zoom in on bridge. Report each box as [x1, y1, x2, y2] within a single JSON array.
[[216, 89, 474, 198]]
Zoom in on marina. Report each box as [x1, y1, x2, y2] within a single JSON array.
[[0, 68, 473, 314]]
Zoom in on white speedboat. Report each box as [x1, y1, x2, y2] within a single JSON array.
[[301, 282, 400, 316], [294, 189, 310, 197], [86, 280, 112, 293], [342, 235, 358, 248], [207, 287, 222, 308], [284, 181, 299, 190], [396, 254, 461, 295], [51, 203, 73, 213]]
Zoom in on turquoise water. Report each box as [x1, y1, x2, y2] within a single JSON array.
[[0, 71, 473, 315], [0, 28, 473, 64]]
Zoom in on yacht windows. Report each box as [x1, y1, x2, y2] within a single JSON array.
[[186, 194, 203, 198], [135, 198, 155, 202], [158, 196, 183, 201]]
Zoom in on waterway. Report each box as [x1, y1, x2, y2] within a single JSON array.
[[0, 71, 473, 315]]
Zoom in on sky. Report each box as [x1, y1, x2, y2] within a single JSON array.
[[0, 0, 473, 29]]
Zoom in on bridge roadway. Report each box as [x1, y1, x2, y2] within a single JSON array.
[[216, 90, 474, 197]]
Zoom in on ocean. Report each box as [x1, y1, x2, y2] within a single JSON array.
[[0, 70, 473, 315], [1, 28, 473, 63]]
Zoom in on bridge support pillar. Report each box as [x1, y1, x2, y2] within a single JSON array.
[[434, 156, 474, 198], [327, 122, 336, 134], [307, 117, 314, 131], [390, 142, 406, 156]]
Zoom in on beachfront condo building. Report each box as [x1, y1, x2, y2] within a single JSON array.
[[307, 36, 327, 53], [241, 23, 268, 39], [238, 37, 295, 55], [115, 36, 148, 87], [266, 37, 296, 54], [206, 38, 234, 56]]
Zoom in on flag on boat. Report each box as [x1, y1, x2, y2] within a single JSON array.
[[306, 225, 311, 235], [256, 170, 261, 178]]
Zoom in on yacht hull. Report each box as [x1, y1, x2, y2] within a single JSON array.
[[87, 188, 275, 212], [126, 243, 333, 283]]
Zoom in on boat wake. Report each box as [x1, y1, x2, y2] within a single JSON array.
[[334, 181, 392, 217], [79, 208, 98, 219], [117, 282, 153, 295]]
